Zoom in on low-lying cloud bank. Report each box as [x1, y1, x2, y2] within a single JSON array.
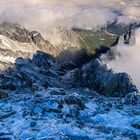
[[106, 28, 140, 90], [0, 0, 140, 36]]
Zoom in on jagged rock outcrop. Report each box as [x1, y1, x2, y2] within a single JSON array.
[[0, 22, 59, 71], [81, 60, 138, 97], [62, 59, 138, 97], [0, 51, 66, 90], [0, 89, 8, 99], [0, 51, 138, 97], [0, 22, 32, 43], [0, 22, 54, 49]]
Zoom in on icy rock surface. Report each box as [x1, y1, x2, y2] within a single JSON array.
[[0, 88, 140, 140]]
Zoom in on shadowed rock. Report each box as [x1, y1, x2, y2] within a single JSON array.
[[0, 51, 138, 97], [62, 59, 138, 97], [0, 89, 8, 99]]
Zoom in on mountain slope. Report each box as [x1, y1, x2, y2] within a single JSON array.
[[0, 22, 137, 71], [0, 51, 138, 97], [0, 22, 60, 71], [0, 22, 140, 140]]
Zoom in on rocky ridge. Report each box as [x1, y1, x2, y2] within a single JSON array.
[[0, 51, 138, 97], [0, 22, 59, 71]]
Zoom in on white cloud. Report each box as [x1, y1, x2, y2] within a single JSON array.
[[0, 0, 140, 35], [117, 4, 140, 24], [0, 1, 117, 37], [106, 28, 140, 90]]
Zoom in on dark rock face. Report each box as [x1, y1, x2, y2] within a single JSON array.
[[57, 48, 92, 70], [0, 51, 65, 91], [124, 92, 140, 105], [131, 119, 140, 129], [80, 59, 138, 97], [0, 51, 138, 97], [63, 59, 138, 97], [0, 90, 8, 99]]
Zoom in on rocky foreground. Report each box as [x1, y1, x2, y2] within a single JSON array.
[[0, 50, 140, 140], [0, 88, 140, 140]]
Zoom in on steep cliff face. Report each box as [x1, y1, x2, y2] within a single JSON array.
[[0, 22, 32, 43], [0, 35, 36, 71], [0, 22, 59, 71]]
